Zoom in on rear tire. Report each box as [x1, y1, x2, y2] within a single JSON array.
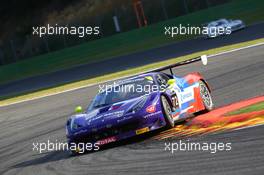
[[161, 95, 174, 128], [199, 81, 214, 112]]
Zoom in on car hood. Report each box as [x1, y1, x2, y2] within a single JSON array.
[[68, 94, 157, 132]]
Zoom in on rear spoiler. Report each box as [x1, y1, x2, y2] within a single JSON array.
[[147, 55, 208, 75]]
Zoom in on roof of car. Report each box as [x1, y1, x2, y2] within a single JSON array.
[[132, 72, 159, 78], [119, 72, 158, 83], [101, 72, 159, 89]]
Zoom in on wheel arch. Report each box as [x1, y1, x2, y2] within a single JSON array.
[[160, 92, 173, 108], [199, 79, 212, 93], [184, 72, 211, 92]]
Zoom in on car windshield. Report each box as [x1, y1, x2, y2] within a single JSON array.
[[217, 21, 226, 26], [208, 22, 217, 27], [208, 20, 227, 27], [88, 77, 155, 110]]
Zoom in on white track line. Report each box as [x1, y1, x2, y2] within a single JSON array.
[[207, 42, 264, 58], [1, 42, 264, 107]]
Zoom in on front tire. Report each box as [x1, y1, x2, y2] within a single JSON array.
[[199, 81, 214, 112], [161, 95, 174, 128]]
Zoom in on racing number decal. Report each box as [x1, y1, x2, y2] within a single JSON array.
[[169, 80, 197, 111]]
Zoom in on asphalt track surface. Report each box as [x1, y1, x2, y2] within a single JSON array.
[[0, 43, 264, 175], [0, 22, 264, 97]]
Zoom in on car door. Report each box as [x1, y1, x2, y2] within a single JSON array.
[[156, 73, 196, 117], [172, 76, 196, 115]]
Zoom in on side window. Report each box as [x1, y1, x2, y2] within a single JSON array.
[[156, 73, 170, 86]]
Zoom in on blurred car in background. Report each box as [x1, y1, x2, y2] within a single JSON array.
[[205, 18, 245, 38]]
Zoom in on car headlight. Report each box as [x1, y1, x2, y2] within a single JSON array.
[[70, 118, 83, 130], [72, 123, 82, 130]]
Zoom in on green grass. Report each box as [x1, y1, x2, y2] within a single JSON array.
[[228, 102, 264, 115], [0, 38, 263, 106], [0, 0, 263, 85]]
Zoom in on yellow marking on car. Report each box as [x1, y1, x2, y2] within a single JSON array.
[[75, 147, 81, 153], [145, 76, 153, 81], [136, 127, 150, 135]]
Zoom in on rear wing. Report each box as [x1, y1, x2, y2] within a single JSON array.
[[147, 55, 208, 75]]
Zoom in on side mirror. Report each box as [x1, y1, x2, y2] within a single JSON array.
[[75, 106, 83, 113], [167, 79, 176, 86]]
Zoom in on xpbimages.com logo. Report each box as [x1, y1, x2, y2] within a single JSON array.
[[98, 82, 167, 95], [32, 140, 100, 154], [164, 140, 232, 154], [164, 24, 232, 38], [32, 24, 100, 38]]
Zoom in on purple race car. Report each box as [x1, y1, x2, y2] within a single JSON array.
[[65, 58, 214, 154]]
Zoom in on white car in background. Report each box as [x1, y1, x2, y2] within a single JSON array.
[[205, 18, 245, 38]]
